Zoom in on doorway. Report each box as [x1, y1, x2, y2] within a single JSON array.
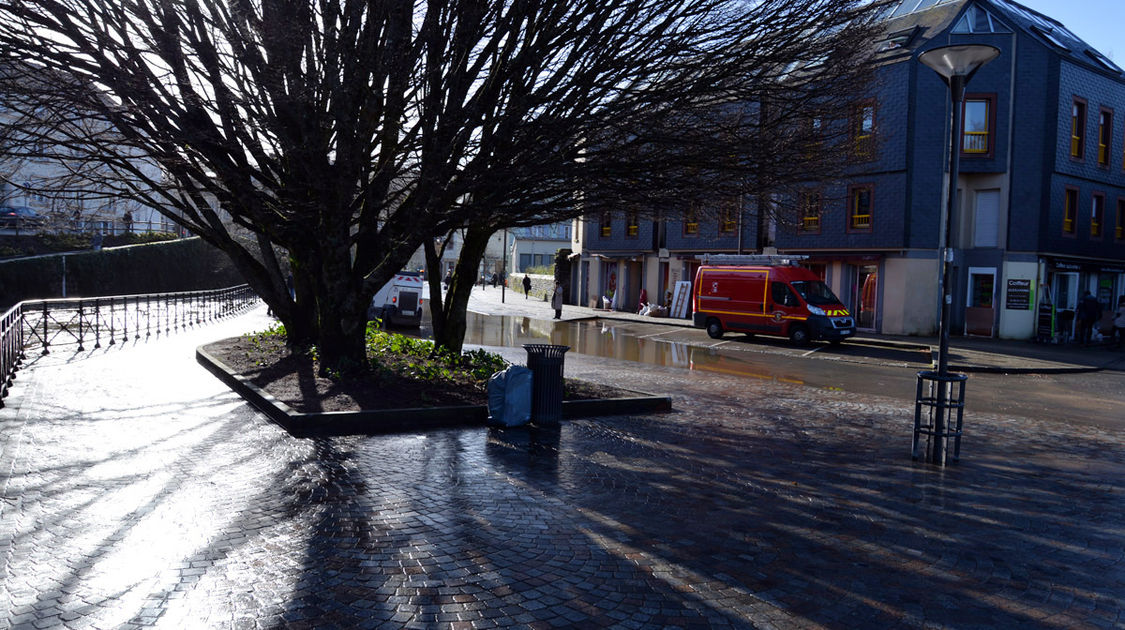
[[1052, 272, 1079, 340], [853, 264, 878, 330], [965, 267, 996, 336]]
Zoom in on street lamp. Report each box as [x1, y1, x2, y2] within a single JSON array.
[[914, 44, 1000, 465]]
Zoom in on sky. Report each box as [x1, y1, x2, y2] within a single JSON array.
[[1013, 0, 1123, 61]]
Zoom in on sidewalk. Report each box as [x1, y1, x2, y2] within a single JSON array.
[[0, 304, 1121, 628], [468, 284, 1125, 374]]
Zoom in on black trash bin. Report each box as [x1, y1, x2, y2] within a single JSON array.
[[523, 344, 570, 425]]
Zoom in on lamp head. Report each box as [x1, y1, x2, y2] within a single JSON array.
[[919, 44, 1001, 80]]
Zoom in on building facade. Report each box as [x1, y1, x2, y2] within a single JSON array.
[[571, 0, 1125, 340]]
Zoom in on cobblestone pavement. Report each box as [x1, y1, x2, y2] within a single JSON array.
[[1, 306, 1122, 629]]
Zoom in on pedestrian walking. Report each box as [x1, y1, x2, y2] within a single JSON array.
[[522, 274, 532, 299], [490, 273, 498, 288], [1075, 291, 1101, 345], [1114, 295, 1125, 348], [551, 281, 563, 319]]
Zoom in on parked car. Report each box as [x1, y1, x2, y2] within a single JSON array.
[[693, 257, 856, 345], [0, 206, 44, 229], [367, 271, 425, 327]]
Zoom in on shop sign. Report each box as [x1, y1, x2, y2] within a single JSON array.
[[1005, 278, 1031, 310]]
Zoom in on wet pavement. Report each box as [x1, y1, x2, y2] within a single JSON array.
[[465, 284, 1125, 375], [0, 301, 1122, 629]]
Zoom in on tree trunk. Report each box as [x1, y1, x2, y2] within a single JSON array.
[[288, 227, 369, 373], [423, 238, 448, 345], [431, 225, 492, 355]]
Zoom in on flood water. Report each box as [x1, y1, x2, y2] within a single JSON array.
[[413, 311, 1125, 430], [437, 312, 822, 388]]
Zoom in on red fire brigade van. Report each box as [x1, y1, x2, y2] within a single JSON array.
[[692, 257, 855, 345]]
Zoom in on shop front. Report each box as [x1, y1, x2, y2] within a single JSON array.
[[1042, 258, 1125, 341]]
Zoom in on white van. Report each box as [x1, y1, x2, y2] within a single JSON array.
[[367, 272, 424, 327]]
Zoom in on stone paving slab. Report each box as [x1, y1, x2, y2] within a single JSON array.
[[0, 305, 1121, 629]]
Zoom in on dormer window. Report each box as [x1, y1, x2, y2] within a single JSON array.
[[952, 5, 1010, 34], [1031, 26, 1070, 51], [1085, 50, 1122, 73]]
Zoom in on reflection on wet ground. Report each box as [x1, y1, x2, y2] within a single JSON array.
[[416, 311, 1125, 429], [450, 313, 816, 387]]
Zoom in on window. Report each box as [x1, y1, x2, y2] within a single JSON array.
[[626, 210, 639, 238], [683, 201, 699, 235], [1116, 199, 1125, 241], [799, 190, 821, 233], [718, 199, 737, 234], [951, 4, 1010, 33], [1071, 98, 1087, 160], [848, 185, 873, 231], [1091, 193, 1105, 238], [962, 95, 994, 156], [599, 211, 611, 237], [1098, 109, 1112, 167], [852, 101, 876, 160], [1063, 187, 1078, 234], [803, 116, 824, 158]]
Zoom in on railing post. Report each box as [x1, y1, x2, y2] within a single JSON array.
[[94, 298, 102, 349], [146, 294, 152, 338], [42, 301, 50, 355], [134, 295, 141, 340], [108, 298, 116, 346], [77, 300, 86, 352]]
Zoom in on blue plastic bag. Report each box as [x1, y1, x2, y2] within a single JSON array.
[[486, 366, 532, 427]]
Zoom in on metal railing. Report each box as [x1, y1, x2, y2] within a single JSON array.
[[0, 284, 258, 407]]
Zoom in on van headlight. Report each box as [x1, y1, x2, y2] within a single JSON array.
[[806, 305, 826, 316]]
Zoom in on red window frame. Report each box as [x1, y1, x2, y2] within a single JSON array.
[[1098, 108, 1113, 168], [847, 184, 874, 233], [683, 201, 699, 236], [1091, 192, 1105, 238], [851, 100, 877, 162], [1116, 198, 1125, 241], [718, 198, 737, 234], [799, 190, 822, 234], [961, 94, 996, 158], [1070, 97, 1087, 161], [625, 209, 639, 238], [1063, 186, 1078, 236]]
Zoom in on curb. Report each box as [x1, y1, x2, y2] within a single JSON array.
[[196, 345, 672, 438]]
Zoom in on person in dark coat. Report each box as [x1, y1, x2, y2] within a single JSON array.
[[551, 281, 564, 319], [522, 274, 532, 299], [1075, 290, 1102, 345]]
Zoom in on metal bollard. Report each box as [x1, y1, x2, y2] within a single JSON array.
[[913, 370, 968, 465], [523, 344, 570, 426]]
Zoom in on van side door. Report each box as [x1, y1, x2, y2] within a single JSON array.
[[769, 281, 802, 332]]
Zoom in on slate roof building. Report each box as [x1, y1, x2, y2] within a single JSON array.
[[570, 0, 1125, 340]]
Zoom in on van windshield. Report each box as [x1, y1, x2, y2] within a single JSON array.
[[790, 281, 842, 306]]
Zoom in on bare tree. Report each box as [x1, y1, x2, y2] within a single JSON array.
[[0, 0, 888, 368]]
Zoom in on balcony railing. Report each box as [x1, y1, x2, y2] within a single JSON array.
[[962, 132, 989, 154], [0, 285, 257, 407]]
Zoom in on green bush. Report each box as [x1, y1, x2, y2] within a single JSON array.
[[364, 325, 508, 382], [525, 264, 554, 276]]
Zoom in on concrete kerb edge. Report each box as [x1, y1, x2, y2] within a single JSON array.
[[195, 345, 672, 438]]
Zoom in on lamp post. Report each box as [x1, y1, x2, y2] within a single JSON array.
[[915, 44, 999, 465]]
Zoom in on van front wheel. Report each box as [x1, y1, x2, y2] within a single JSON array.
[[706, 319, 724, 339], [788, 325, 810, 346]]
